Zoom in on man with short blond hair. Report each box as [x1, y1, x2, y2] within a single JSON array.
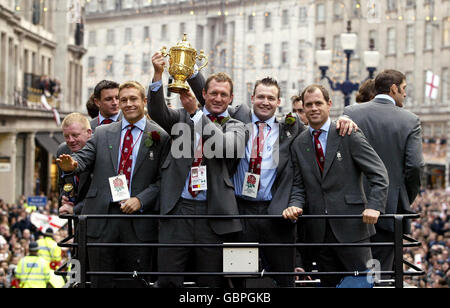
[[57, 80, 171, 288], [58, 113, 93, 215]]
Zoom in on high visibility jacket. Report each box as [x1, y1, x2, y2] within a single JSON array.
[[24, 203, 37, 214], [15, 256, 51, 288], [37, 237, 62, 265]]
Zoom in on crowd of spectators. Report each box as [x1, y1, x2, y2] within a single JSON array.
[[0, 195, 69, 288], [404, 189, 450, 288], [0, 189, 449, 288]]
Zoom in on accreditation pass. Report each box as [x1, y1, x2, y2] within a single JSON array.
[[191, 166, 207, 192], [109, 174, 131, 202]]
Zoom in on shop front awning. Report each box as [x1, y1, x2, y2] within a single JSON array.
[[35, 133, 60, 157], [52, 132, 64, 145]]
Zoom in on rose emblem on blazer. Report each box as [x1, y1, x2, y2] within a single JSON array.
[[144, 131, 161, 148], [285, 112, 296, 126]]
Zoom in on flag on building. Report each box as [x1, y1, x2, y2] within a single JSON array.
[[425, 71, 440, 100]]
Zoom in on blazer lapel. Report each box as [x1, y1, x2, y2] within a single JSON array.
[[132, 121, 151, 178], [107, 123, 122, 174], [322, 123, 341, 179], [301, 133, 322, 182]]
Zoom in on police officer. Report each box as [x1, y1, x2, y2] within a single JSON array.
[[37, 228, 62, 270], [15, 242, 51, 288]]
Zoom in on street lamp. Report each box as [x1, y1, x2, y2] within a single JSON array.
[[316, 21, 380, 106]]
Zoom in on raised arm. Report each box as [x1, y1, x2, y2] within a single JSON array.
[[147, 52, 182, 134]]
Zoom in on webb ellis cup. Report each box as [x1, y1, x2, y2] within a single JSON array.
[[161, 33, 208, 93]]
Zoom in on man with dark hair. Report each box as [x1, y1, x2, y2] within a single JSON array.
[[188, 73, 357, 287], [149, 53, 245, 288], [91, 80, 121, 131], [284, 84, 389, 287], [291, 95, 308, 125], [344, 69, 424, 275], [86, 94, 99, 119]]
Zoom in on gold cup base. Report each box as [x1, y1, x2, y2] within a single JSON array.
[[168, 82, 190, 94]]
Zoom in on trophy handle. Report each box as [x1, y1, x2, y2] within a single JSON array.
[[197, 50, 209, 71], [161, 46, 168, 57]]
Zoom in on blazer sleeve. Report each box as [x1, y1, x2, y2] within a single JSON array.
[[404, 116, 425, 204], [147, 85, 181, 134], [349, 130, 389, 213], [187, 72, 206, 107], [71, 133, 98, 174], [135, 133, 171, 213], [288, 144, 306, 209]]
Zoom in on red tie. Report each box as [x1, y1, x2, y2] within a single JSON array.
[[102, 119, 113, 125], [313, 130, 325, 174], [118, 125, 134, 187], [249, 121, 267, 176]]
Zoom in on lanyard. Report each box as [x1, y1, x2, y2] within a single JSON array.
[[118, 129, 144, 175]]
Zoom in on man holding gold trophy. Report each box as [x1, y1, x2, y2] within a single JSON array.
[[148, 34, 246, 288]]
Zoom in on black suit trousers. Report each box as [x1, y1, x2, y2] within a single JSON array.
[[87, 204, 155, 288], [237, 198, 296, 287]]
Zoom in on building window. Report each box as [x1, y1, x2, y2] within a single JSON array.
[[105, 56, 114, 76], [387, 27, 396, 55], [386, 0, 397, 12], [106, 29, 115, 45], [264, 44, 271, 66], [333, 35, 341, 57], [88, 57, 95, 76], [247, 45, 255, 68], [280, 81, 287, 100], [124, 55, 132, 75], [352, 0, 361, 17], [281, 42, 289, 65], [246, 82, 253, 106], [299, 7, 307, 23], [264, 12, 272, 29], [443, 68, 449, 105], [406, 0, 416, 8], [333, 1, 343, 20], [406, 25, 415, 53], [196, 25, 204, 50], [443, 18, 450, 47], [405, 71, 414, 106], [369, 30, 377, 49], [179, 22, 186, 38], [248, 14, 254, 31], [88, 30, 96, 46], [142, 53, 150, 75], [220, 49, 227, 69], [316, 3, 325, 23], [282, 10, 289, 27], [298, 40, 306, 64], [143, 26, 150, 42], [161, 24, 168, 40], [425, 22, 433, 50], [124, 28, 132, 44]]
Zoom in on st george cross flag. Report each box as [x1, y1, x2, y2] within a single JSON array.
[[425, 71, 440, 100], [30, 212, 67, 233]]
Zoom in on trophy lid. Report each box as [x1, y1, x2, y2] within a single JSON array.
[[174, 33, 194, 50]]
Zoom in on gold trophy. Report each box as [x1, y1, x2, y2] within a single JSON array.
[[161, 34, 208, 93]]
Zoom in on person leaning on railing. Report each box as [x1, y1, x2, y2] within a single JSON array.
[[284, 84, 389, 288]]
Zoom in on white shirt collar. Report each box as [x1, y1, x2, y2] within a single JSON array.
[[121, 116, 146, 131], [309, 117, 331, 136], [99, 111, 121, 123], [375, 94, 396, 105]]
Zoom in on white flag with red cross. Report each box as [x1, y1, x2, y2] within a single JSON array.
[[425, 71, 440, 100]]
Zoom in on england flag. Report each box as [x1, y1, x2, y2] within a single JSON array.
[[425, 71, 440, 100]]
